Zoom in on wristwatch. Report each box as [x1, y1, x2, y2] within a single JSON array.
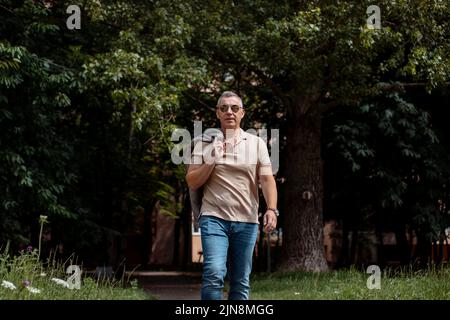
[[267, 208, 279, 217]]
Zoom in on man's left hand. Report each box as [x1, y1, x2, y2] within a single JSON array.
[[263, 210, 277, 233]]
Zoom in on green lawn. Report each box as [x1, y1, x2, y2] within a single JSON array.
[[250, 266, 450, 300]]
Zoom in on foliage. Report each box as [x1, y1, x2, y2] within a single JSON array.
[[0, 0, 210, 262], [1, 0, 450, 269], [63, 0, 210, 259], [324, 88, 449, 239], [177, 0, 450, 269], [0, 1, 77, 246]]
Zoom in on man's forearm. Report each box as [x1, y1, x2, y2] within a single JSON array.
[[260, 175, 277, 209], [186, 163, 215, 190]]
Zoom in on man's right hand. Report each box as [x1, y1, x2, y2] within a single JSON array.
[[204, 137, 224, 164]]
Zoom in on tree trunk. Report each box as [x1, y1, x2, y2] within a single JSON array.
[[278, 110, 328, 272]]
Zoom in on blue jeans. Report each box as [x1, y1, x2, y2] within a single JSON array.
[[199, 215, 258, 300]]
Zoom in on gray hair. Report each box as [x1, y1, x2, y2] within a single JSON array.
[[217, 91, 243, 108]]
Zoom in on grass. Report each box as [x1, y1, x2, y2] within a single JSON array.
[[250, 266, 450, 300], [0, 243, 153, 300]]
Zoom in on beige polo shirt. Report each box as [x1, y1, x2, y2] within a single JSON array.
[[192, 128, 273, 224]]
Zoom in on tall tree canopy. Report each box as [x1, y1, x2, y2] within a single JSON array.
[[1, 0, 449, 271], [176, 0, 450, 271]]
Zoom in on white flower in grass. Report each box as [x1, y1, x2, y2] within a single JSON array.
[[40, 273, 47, 277], [51, 277, 70, 288], [1, 280, 17, 290], [26, 286, 41, 294], [294, 292, 300, 295]]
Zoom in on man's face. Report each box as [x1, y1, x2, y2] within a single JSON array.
[[216, 96, 245, 130]]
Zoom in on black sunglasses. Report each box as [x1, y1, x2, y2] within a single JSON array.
[[218, 104, 242, 113]]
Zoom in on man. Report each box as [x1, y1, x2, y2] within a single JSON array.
[[186, 91, 278, 300]]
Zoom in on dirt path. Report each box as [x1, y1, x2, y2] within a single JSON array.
[[134, 271, 203, 300]]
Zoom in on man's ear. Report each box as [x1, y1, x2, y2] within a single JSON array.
[[216, 109, 220, 119]]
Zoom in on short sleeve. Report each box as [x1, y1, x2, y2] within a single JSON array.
[[257, 137, 273, 175]]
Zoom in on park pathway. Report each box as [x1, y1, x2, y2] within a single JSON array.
[[133, 271, 203, 300]]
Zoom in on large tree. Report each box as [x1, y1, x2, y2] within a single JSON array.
[[3, 0, 449, 271], [0, 0, 209, 265], [62, 0, 210, 265], [178, 0, 450, 271]]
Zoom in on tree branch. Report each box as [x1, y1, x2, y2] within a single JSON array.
[[248, 67, 291, 108], [182, 91, 215, 112], [200, 50, 293, 109]]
